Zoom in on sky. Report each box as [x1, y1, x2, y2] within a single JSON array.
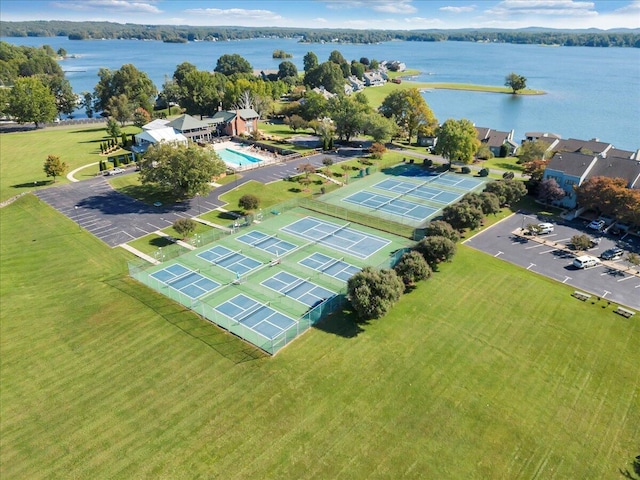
[[1, 0, 639, 30]]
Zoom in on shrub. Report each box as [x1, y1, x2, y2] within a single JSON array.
[[238, 194, 260, 211], [394, 251, 432, 285], [502, 171, 515, 180], [173, 218, 197, 239], [415, 236, 457, 269], [461, 166, 471, 174], [423, 158, 433, 167], [479, 168, 490, 177], [423, 220, 460, 243], [347, 267, 404, 320]]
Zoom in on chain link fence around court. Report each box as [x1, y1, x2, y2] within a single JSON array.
[[127, 202, 416, 355]]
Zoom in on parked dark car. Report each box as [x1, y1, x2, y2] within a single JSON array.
[[600, 247, 624, 260]]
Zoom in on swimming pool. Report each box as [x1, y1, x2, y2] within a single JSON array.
[[216, 148, 263, 167]]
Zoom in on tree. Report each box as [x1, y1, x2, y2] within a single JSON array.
[[378, 88, 438, 142], [362, 112, 398, 143], [238, 194, 260, 211], [423, 220, 460, 243], [107, 93, 133, 126], [347, 267, 404, 320], [299, 90, 328, 121], [328, 50, 347, 66], [80, 91, 94, 118], [505, 72, 527, 93], [574, 176, 638, 222], [484, 179, 527, 205], [214, 54, 252, 76], [303, 51, 318, 72], [278, 61, 298, 80], [394, 251, 432, 286], [43, 154, 67, 183], [296, 163, 316, 179], [7, 76, 57, 127], [173, 61, 197, 85], [41, 75, 76, 117], [304, 62, 345, 94], [173, 218, 197, 239], [284, 114, 308, 132], [517, 139, 549, 164], [369, 142, 386, 159], [180, 69, 225, 118], [327, 94, 368, 142], [442, 203, 484, 230], [522, 159, 548, 182], [415, 236, 457, 269], [132, 107, 151, 128], [570, 234, 593, 251], [93, 64, 156, 114], [537, 177, 566, 204], [480, 191, 501, 215], [106, 118, 121, 141], [433, 118, 480, 164], [139, 144, 226, 198]]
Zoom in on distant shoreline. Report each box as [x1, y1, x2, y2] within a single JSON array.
[[395, 71, 545, 95]]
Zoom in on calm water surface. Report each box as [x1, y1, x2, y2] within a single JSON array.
[[3, 36, 639, 150]]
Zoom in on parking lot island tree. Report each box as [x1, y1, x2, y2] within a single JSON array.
[[172, 218, 197, 240], [139, 144, 226, 199]]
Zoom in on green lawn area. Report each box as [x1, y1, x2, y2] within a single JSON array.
[[1, 194, 638, 479], [480, 156, 524, 173], [0, 123, 141, 202]]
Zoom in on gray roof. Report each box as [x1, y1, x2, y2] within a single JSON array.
[[476, 127, 513, 148], [167, 114, 210, 132], [546, 151, 598, 178], [587, 153, 640, 189], [208, 109, 260, 124], [553, 138, 612, 155]]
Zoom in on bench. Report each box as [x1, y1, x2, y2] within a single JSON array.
[[615, 306, 635, 318], [572, 291, 591, 301]]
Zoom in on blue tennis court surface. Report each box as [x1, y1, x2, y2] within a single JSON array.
[[299, 252, 360, 282], [342, 190, 438, 222], [429, 174, 485, 191], [262, 271, 336, 307], [236, 230, 297, 256], [215, 294, 297, 340], [150, 263, 220, 299], [197, 245, 262, 275], [281, 216, 390, 259], [372, 178, 462, 205]]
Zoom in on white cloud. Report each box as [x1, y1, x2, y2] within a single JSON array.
[[613, 0, 640, 14], [182, 8, 282, 21], [321, 0, 417, 14], [313, 17, 329, 23], [486, 0, 597, 17], [51, 0, 162, 14], [440, 5, 477, 14]]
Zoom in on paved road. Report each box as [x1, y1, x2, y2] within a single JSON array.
[[35, 151, 345, 247], [464, 212, 640, 310]]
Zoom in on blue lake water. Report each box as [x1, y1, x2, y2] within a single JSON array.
[[3, 36, 639, 151]]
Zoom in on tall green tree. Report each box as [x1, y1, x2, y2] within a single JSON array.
[[7, 76, 57, 127], [139, 144, 226, 198], [415, 236, 457, 268], [304, 62, 345, 94], [299, 90, 329, 121], [106, 118, 121, 141], [93, 64, 156, 114], [180, 70, 225, 118], [517, 139, 549, 164], [41, 75, 76, 117], [277, 61, 298, 80], [214, 54, 252, 76], [362, 112, 398, 143], [327, 95, 368, 142], [505, 72, 527, 93], [303, 51, 318, 72], [378, 88, 438, 142], [434, 118, 480, 164], [43, 154, 68, 182], [107, 94, 133, 126]]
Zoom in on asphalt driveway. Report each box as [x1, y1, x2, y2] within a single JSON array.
[[35, 151, 342, 248]]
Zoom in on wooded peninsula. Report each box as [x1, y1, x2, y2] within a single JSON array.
[[1, 20, 639, 48]]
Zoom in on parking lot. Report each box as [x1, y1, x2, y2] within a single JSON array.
[[465, 212, 640, 311]]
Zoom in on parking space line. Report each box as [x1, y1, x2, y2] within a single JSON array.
[[527, 263, 536, 270], [617, 276, 635, 282], [494, 251, 503, 257], [562, 276, 572, 283], [539, 248, 557, 254], [525, 244, 545, 250]]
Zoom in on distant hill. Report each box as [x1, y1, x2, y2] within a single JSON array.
[[0, 20, 638, 48]]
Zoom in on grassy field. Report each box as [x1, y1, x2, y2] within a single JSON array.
[[0, 123, 141, 202], [1, 194, 638, 479]]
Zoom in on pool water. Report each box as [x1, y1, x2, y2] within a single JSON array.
[[216, 148, 263, 167]]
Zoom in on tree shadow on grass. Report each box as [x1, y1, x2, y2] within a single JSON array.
[[11, 180, 54, 189], [149, 236, 175, 248], [313, 307, 364, 338], [105, 276, 265, 363]]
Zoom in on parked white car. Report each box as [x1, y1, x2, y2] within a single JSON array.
[[588, 219, 606, 231], [106, 167, 125, 176], [573, 255, 600, 269]]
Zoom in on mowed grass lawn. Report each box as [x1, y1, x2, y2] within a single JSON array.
[[1, 195, 638, 479], [0, 123, 140, 202]]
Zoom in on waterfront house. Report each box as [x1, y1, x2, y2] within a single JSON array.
[[133, 126, 188, 152], [475, 127, 518, 157], [542, 148, 640, 208], [167, 114, 212, 143]]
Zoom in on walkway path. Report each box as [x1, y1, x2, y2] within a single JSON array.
[[67, 162, 100, 182]]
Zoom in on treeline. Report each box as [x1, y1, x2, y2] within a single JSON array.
[[1, 21, 638, 48]]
